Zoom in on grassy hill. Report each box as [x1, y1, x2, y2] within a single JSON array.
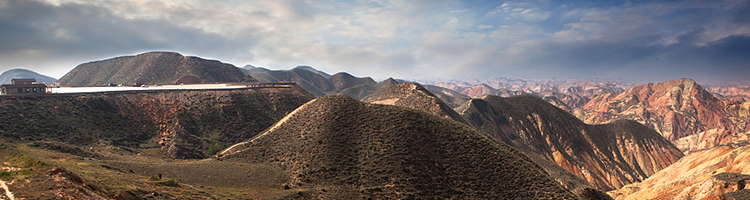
[[0, 85, 313, 159], [0, 68, 58, 84], [457, 95, 684, 191], [57, 52, 256, 86], [218, 95, 577, 199]]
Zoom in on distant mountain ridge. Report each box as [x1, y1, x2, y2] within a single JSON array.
[[58, 52, 256, 86], [0, 68, 58, 84], [245, 66, 392, 99]]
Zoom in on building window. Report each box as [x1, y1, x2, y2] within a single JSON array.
[[1, 88, 5, 94], [25, 88, 29, 92], [18, 88, 21, 93], [33, 88, 37, 92]]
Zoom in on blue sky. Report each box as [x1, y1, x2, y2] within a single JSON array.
[[0, 0, 748, 84]]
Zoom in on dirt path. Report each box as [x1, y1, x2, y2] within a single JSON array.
[[0, 180, 14, 200]]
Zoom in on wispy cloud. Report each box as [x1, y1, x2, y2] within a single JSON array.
[[0, 0, 747, 83]]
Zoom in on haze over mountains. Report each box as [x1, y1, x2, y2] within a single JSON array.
[[1, 51, 750, 199]]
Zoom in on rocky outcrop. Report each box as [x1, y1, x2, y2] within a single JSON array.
[[609, 143, 750, 200], [576, 78, 750, 153], [457, 95, 683, 191]]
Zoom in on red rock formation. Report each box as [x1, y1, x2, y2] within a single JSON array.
[[576, 79, 750, 153], [609, 143, 750, 200], [458, 95, 683, 191]]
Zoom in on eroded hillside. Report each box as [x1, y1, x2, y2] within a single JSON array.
[[576, 78, 750, 153], [609, 143, 750, 200], [0, 85, 313, 159], [457, 95, 683, 191]]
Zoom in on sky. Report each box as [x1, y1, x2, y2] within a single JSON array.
[[0, 0, 749, 84]]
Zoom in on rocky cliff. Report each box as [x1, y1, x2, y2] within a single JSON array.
[[576, 78, 750, 153], [457, 95, 683, 191], [0, 85, 313, 159]]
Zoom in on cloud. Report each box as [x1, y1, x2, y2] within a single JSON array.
[[0, 0, 747, 84]]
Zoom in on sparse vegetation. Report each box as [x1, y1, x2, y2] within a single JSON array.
[[220, 95, 577, 199]]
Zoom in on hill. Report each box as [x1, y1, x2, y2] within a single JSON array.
[[457, 95, 683, 191], [0, 85, 313, 159], [576, 78, 750, 153], [0, 68, 58, 84], [363, 82, 469, 125], [57, 52, 256, 86], [218, 95, 577, 199], [609, 143, 750, 200]]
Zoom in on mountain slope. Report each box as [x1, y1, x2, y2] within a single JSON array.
[[423, 85, 471, 108], [218, 95, 577, 199], [457, 95, 683, 191], [609, 143, 750, 200], [576, 78, 750, 153], [0, 85, 313, 159], [58, 52, 256, 86], [0, 68, 58, 84], [363, 82, 468, 124]]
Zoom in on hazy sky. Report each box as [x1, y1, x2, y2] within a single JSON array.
[[1, 0, 748, 83]]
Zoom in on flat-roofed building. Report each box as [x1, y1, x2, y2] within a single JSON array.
[[1, 78, 48, 95]]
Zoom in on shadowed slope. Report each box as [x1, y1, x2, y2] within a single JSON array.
[[363, 82, 468, 124], [0, 86, 313, 159], [58, 52, 256, 86], [457, 95, 683, 191], [219, 96, 576, 199]]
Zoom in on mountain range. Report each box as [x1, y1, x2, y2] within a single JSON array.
[[575, 78, 750, 153], [2, 51, 750, 199]]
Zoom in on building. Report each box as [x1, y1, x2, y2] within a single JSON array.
[[1, 78, 48, 95]]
